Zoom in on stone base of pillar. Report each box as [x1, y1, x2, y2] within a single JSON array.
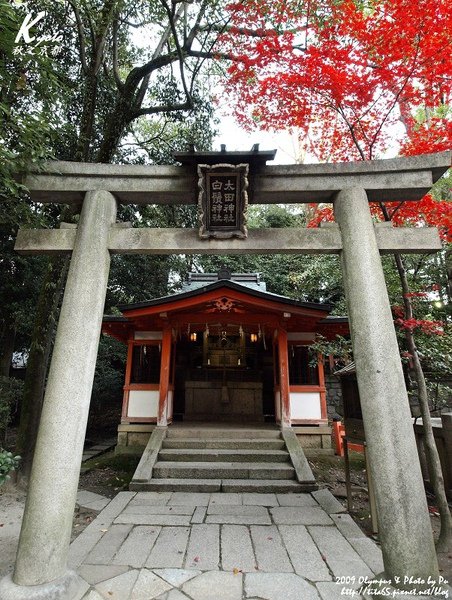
[[0, 570, 83, 600]]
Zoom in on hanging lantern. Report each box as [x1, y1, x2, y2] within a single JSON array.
[[250, 333, 258, 343], [190, 332, 197, 342]]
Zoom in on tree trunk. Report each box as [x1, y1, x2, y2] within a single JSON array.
[[406, 327, 452, 552], [16, 256, 69, 477], [446, 246, 452, 303], [378, 202, 451, 551], [75, 71, 99, 162], [393, 251, 452, 552], [96, 96, 132, 163], [0, 319, 16, 377]]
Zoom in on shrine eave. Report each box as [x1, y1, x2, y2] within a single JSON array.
[[116, 279, 332, 315], [21, 151, 451, 205]]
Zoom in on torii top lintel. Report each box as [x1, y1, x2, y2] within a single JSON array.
[[22, 150, 450, 205]]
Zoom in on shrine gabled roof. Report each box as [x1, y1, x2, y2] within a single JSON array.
[[116, 279, 332, 315]]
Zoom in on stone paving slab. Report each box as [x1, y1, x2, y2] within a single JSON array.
[[205, 514, 271, 525], [221, 525, 257, 572], [245, 572, 321, 600], [94, 569, 139, 599], [208, 504, 268, 516], [153, 569, 200, 587], [331, 513, 367, 538], [206, 505, 271, 523], [157, 589, 191, 600], [85, 524, 134, 565], [70, 490, 389, 600], [121, 505, 194, 516], [130, 569, 172, 599], [270, 506, 333, 525], [276, 493, 319, 506], [76, 491, 111, 512], [209, 493, 242, 505], [81, 590, 104, 600], [146, 527, 191, 569], [112, 525, 161, 567], [191, 506, 207, 523], [182, 571, 243, 600], [346, 536, 384, 574], [250, 525, 293, 572], [81, 439, 116, 463], [73, 578, 91, 600], [243, 492, 278, 506], [168, 493, 211, 506], [308, 525, 374, 579], [115, 514, 192, 526], [131, 492, 172, 505], [312, 488, 347, 514], [69, 492, 135, 568], [78, 564, 130, 585], [278, 525, 332, 582], [185, 524, 220, 570]]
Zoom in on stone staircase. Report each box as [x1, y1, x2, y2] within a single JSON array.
[[129, 426, 318, 493]]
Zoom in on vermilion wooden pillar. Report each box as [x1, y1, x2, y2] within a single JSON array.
[[277, 329, 291, 427], [121, 338, 134, 422], [317, 353, 328, 420], [158, 327, 172, 426]]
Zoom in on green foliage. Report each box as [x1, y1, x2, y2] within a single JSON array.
[[195, 205, 345, 303], [309, 335, 353, 367], [0, 449, 21, 486], [90, 337, 126, 413], [0, 376, 23, 437], [0, 0, 67, 199]]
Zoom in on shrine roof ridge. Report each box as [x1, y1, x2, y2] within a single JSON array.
[[116, 279, 332, 314]]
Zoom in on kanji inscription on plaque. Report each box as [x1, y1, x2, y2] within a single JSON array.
[[198, 163, 248, 239]]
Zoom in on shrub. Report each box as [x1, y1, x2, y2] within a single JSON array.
[[0, 376, 24, 440], [0, 449, 21, 486]]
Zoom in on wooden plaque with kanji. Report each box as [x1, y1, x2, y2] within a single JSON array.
[[198, 163, 248, 239]]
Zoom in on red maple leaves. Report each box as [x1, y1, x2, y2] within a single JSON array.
[[221, 0, 451, 338], [221, 0, 452, 162]]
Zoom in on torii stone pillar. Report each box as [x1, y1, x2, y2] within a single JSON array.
[[0, 190, 117, 599], [334, 187, 439, 586]]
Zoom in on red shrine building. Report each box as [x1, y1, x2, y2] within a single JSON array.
[[103, 270, 348, 450]]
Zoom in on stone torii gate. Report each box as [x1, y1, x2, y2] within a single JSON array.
[[0, 151, 450, 599]]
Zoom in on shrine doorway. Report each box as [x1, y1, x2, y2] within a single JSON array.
[[172, 326, 276, 423]]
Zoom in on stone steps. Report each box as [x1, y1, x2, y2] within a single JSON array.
[[158, 448, 290, 463], [153, 461, 296, 480], [129, 425, 318, 493], [221, 479, 313, 493], [165, 428, 282, 439], [162, 438, 285, 450], [131, 478, 313, 493]]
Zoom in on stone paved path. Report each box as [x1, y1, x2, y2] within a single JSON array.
[[69, 490, 385, 600]]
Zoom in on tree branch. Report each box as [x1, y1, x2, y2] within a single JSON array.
[[159, 0, 192, 110], [112, 19, 124, 91], [67, 0, 88, 74], [134, 3, 185, 110], [184, 0, 212, 48], [186, 49, 232, 60], [131, 100, 192, 119]]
